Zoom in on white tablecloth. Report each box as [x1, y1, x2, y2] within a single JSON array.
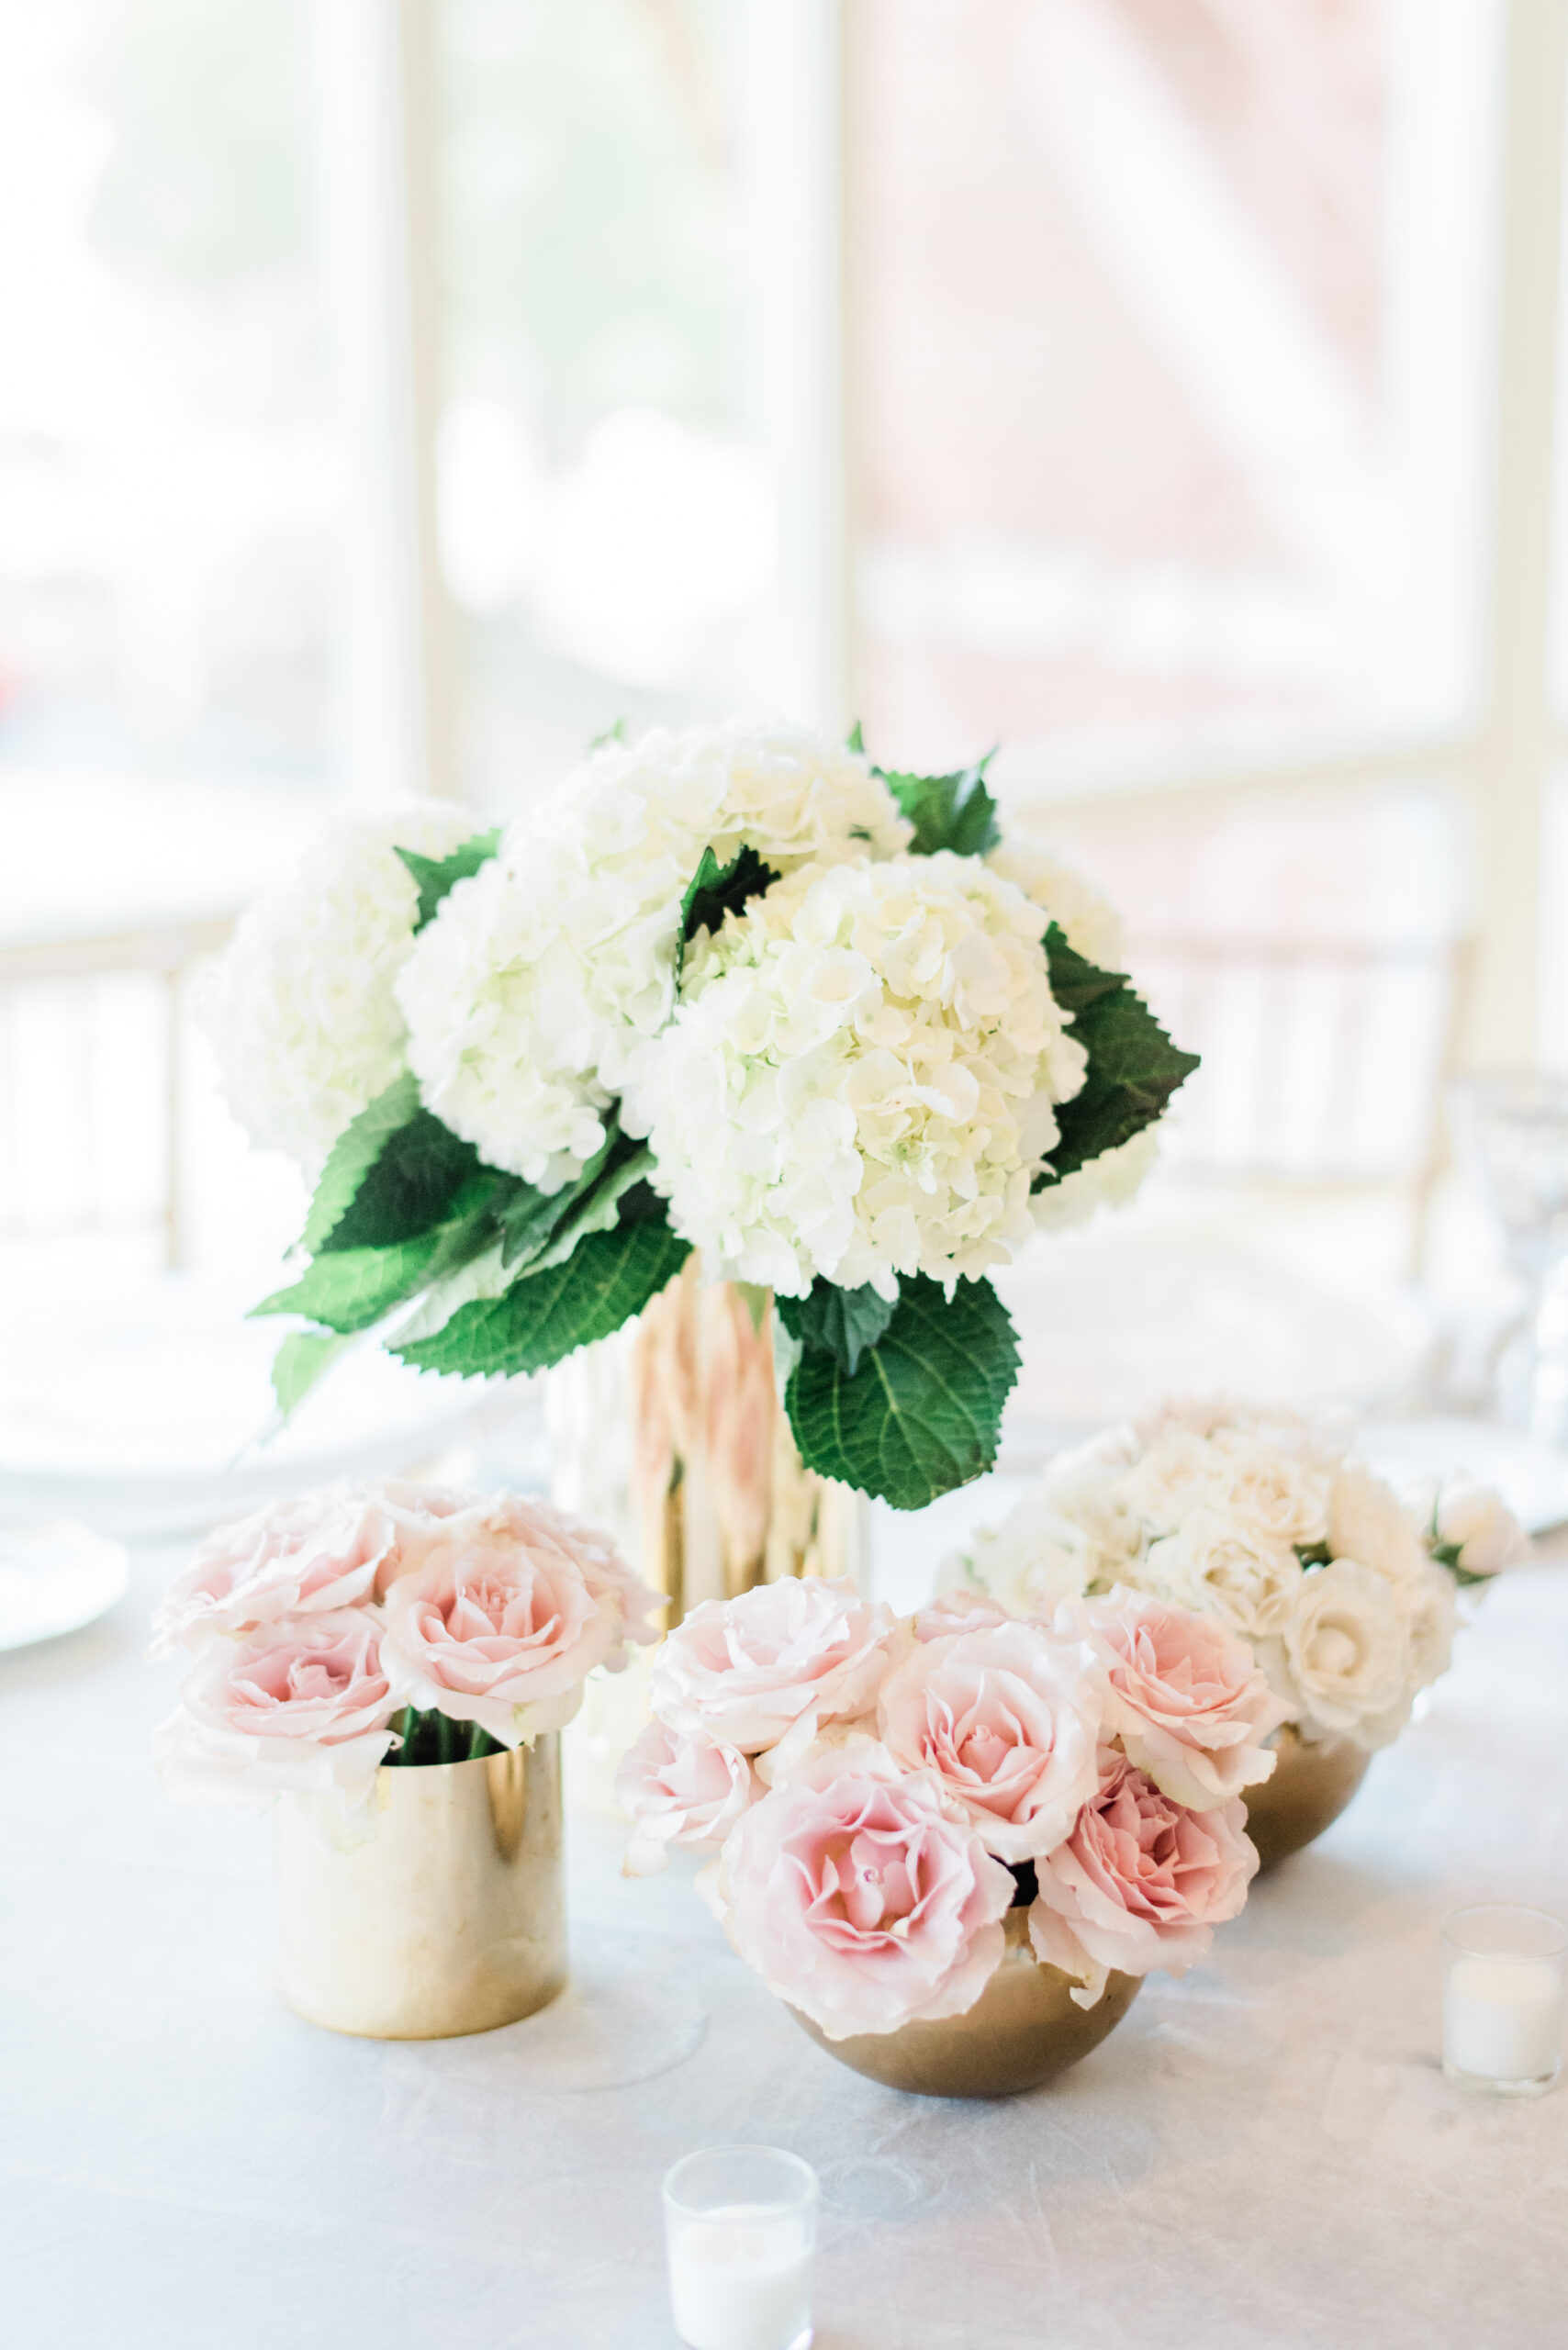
[[5, 1542, 1566, 2350]]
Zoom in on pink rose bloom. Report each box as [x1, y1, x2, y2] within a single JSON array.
[[616, 1721, 759, 1877], [149, 1483, 394, 1658], [911, 1593, 1015, 1641], [152, 1606, 398, 1806], [710, 1741, 1014, 2040], [651, 1576, 896, 1756], [1030, 1757, 1258, 2002], [1064, 1589, 1287, 1809], [876, 1620, 1102, 1862], [376, 1488, 664, 1663], [379, 1499, 632, 1744]]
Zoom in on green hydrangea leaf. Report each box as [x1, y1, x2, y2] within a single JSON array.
[[259, 1172, 509, 1333], [298, 1073, 421, 1255], [776, 1281, 897, 1377], [677, 843, 780, 982], [320, 1109, 489, 1252], [396, 827, 502, 932], [879, 754, 1001, 858], [394, 1215, 691, 1378], [270, 1328, 358, 1421], [1036, 923, 1201, 1187], [783, 1272, 1020, 1509]]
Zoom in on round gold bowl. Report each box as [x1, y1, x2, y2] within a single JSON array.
[[274, 1740, 566, 2040], [791, 1909, 1141, 2098], [1242, 1724, 1371, 1874]]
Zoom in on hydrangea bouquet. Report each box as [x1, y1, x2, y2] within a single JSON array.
[[943, 1404, 1531, 1751], [206, 721, 1197, 1510], [617, 1573, 1280, 2037]]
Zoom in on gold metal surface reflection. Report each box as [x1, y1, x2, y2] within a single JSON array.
[[274, 1740, 566, 2040], [1242, 1724, 1371, 1873], [791, 1909, 1141, 2098]]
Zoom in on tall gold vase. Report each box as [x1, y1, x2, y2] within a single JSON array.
[[274, 1740, 566, 2039]]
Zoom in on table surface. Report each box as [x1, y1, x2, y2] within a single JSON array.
[[5, 1539, 1566, 2350]]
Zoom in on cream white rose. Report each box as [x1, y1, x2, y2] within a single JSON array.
[[1431, 1480, 1532, 1574], [1271, 1559, 1409, 1744], [1328, 1465, 1427, 1591], [1142, 1505, 1305, 1641]]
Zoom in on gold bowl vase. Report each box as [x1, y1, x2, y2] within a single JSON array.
[[791, 1909, 1141, 2098], [1242, 1724, 1371, 1873], [274, 1740, 566, 2039]]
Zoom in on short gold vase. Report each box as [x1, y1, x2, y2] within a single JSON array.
[[1242, 1724, 1371, 1874], [791, 1909, 1141, 2098], [274, 1740, 566, 2040]]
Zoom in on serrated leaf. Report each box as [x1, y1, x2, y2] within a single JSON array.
[[397, 828, 502, 931], [523, 1138, 655, 1276], [879, 754, 1001, 858], [386, 1237, 513, 1348], [677, 843, 780, 981], [1036, 924, 1200, 1187], [270, 1328, 358, 1421], [395, 1217, 691, 1378], [258, 1172, 510, 1333], [783, 1273, 1020, 1509], [299, 1074, 421, 1255], [777, 1281, 897, 1376], [321, 1109, 488, 1251]]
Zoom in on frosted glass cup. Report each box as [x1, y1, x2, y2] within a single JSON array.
[[1442, 1905, 1567, 2096], [663, 2146, 818, 2350]]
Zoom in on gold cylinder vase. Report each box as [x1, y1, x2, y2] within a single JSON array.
[[1242, 1724, 1371, 1874], [274, 1740, 566, 2040], [791, 1909, 1141, 2098]]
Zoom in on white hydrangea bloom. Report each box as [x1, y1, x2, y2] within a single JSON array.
[[395, 718, 909, 1189], [201, 800, 478, 1171], [987, 840, 1125, 969], [627, 851, 1090, 1299]]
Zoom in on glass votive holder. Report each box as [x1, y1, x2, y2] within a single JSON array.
[[1442, 1905, 1567, 2097], [663, 2144, 818, 2350]]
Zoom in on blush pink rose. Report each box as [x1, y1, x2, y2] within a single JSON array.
[[1063, 1588, 1287, 1809], [911, 1593, 1014, 1641], [710, 1740, 1014, 2040], [150, 1483, 394, 1657], [651, 1576, 896, 1756], [616, 1721, 759, 1876], [375, 1488, 665, 1663], [379, 1501, 626, 1744], [152, 1606, 398, 1806], [1029, 1757, 1258, 2001], [876, 1620, 1102, 1861]]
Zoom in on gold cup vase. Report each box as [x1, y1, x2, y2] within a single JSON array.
[[792, 1909, 1141, 2098], [1241, 1724, 1371, 1873], [274, 1740, 566, 2040]]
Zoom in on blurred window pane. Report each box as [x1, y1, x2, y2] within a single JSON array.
[[847, 0, 1497, 778], [436, 0, 770, 800], [0, 0, 331, 793]]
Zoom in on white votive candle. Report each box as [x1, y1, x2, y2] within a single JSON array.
[[668, 2207, 812, 2350], [664, 2146, 817, 2350], [1441, 1905, 1567, 2094]]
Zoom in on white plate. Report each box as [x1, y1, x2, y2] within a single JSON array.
[[0, 1278, 523, 1539], [1359, 1417, 1568, 1536], [0, 1521, 129, 1651]]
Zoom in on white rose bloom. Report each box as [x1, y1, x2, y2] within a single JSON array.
[[1142, 1505, 1305, 1641], [1404, 1561, 1459, 1695], [1429, 1480, 1532, 1574], [987, 840, 1125, 968], [1327, 1465, 1427, 1591], [940, 1495, 1098, 1620], [1271, 1557, 1410, 1745], [201, 800, 477, 1170], [1036, 1429, 1144, 1571], [396, 718, 909, 1188], [628, 852, 1091, 1297], [1121, 1430, 1230, 1534], [1210, 1435, 1331, 1550], [1031, 1127, 1160, 1235]]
